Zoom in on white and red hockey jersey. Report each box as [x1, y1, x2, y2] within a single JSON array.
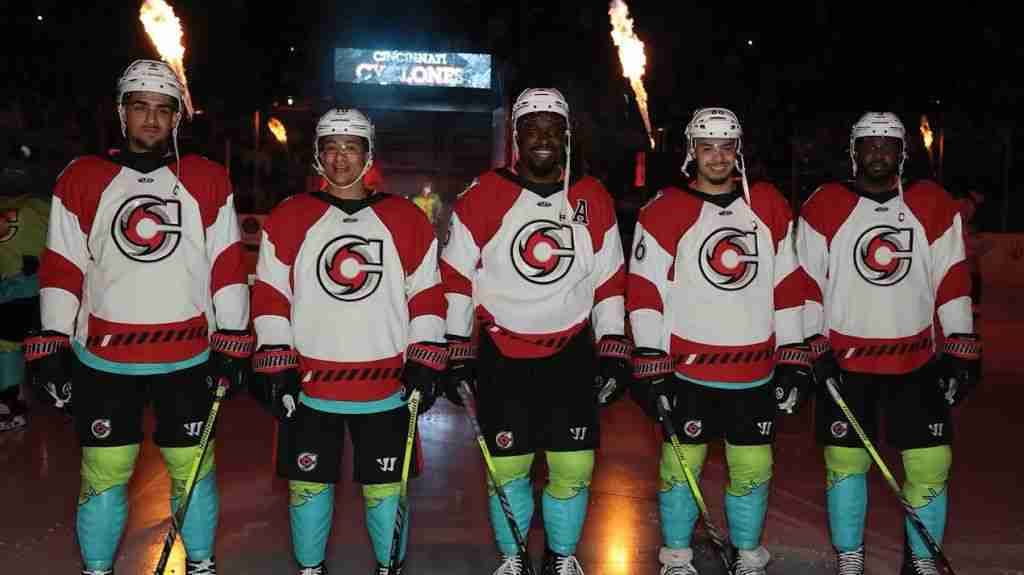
[[441, 169, 625, 358], [38, 153, 248, 369], [798, 180, 972, 375], [252, 192, 445, 402], [627, 183, 805, 385]]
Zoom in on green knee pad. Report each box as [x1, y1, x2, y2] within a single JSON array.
[[544, 450, 594, 499], [160, 443, 216, 498], [80, 445, 140, 504], [902, 446, 951, 508], [490, 453, 535, 491], [824, 446, 872, 488], [364, 483, 406, 564], [724, 444, 772, 497], [659, 443, 707, 491]]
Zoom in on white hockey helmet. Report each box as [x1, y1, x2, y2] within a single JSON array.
[[313, 108, 375, 189], [116, 59, 186, 136], [849, 112, 908, 176], [681, 107, 752, 208], [510, 87, 573, 196]]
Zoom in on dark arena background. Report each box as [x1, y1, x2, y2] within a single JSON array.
[[3, 1, 1023, 573]]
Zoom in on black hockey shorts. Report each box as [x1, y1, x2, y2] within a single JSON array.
[[73, 359, 215, 448], [276, 403, 420, 485], [816, 366, 952, 450], [475, 328, 600, 457], [665, 377, 778, 446]]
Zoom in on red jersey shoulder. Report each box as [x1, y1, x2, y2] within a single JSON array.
[[799, 182, 859, 239], [637, 186, 703, 250], [903, 179, 958, 243], [374, 193, 434, 232], [54, 155, 121, 197], [749, 181, 792, 244]]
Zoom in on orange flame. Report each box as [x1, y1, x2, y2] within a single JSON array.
[[268, 117, 287, 144], [609, 0, 654, 149], [140, 0, 194, 118], [920, 114, 933, 155]]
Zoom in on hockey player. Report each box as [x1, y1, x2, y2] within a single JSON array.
[[798, 112, 980, 575], [251, 108, 447, 575], [24, 60, 252, 575], [626, 108, 811, 575], [440, 88, 630, 575], [0, 144, 49, 431]]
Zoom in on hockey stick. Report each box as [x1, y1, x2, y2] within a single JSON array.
[[657, 396, 736, 571], [824, 378, 957, 574], [153, 378, 228, 575], [457, 382, 536, 575], [387, 389, 421, 574]]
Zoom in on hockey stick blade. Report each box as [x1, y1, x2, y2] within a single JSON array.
[[387, 389, 421, 574], [153, 378, 228, 575], [824, 378, 957, 574], [458, 383, 536, 575], [657, 396, 736, 571]]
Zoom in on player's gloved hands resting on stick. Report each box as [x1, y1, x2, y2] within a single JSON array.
[[936, 333, 982, 406], [440, 335, 475, 406], [24, 330, 74, 415], [208, 329, 254, 399], [401, 341, 449, 414], [252, 344, 301, 422], [630, 347, 675, 421], [806, 334, 841, 388], [773, 342, 815, 414], [595, 335, 633, 406]]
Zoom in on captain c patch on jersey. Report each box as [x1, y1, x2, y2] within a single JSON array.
[[317, 234, 384, 301]]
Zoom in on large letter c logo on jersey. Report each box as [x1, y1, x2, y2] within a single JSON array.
[[111, 195, 182, 262], [854, 225, 913, 286], [511, 220, 575, 284], [699, 227, 759, 291], [317, 235, 384, 301]]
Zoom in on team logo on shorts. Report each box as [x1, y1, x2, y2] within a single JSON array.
[[511, 220, 575, 285], [0, 209, 18, 242], [495, 431, 514, 450], [854, 225, 914, 286], [91, 419, 112, 439], [297, 452, 319, 472], [111, 195, 182, 262], [698, 227, 759, 291], [683, 420, 703, 438], [316, 235, 384, 302], [830, 421, 849, 438]]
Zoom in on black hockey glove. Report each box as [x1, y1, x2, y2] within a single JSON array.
[[252, 345, 301, 422], [806, 334, 841, 388], [595, 335, 633, 407], [208, 329, 254, 399], [440, 335, 476, 407], [630, 347, 675, 421], [401, 341, 448, 415], [936, 333, 982, 406], [773, 343, 815, 414], [24, 330, 73, 415]]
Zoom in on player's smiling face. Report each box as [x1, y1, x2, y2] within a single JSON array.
[[516, 112, 566, 184], [319, 134, 368, 188], [693, 138, 737, 187]]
